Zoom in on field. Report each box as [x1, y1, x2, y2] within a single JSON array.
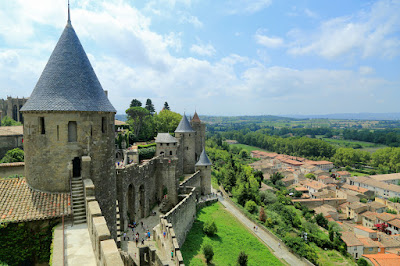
[[317, 137, 386, 153], [181, 202, 283, 266]]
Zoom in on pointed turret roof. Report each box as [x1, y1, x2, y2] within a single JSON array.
[[21, 17, 116, 113], [191, 111, 201, 123], [195, 148, 212, 166], [175, 114, 195, 133]]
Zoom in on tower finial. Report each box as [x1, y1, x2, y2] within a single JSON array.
[[67, 0, 71, 25]]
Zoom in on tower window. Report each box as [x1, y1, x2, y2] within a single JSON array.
[[39, 117, 45, 134], [68, 121, 77, 142], [57, 125, 60, 141], [167, 143, 169, 146], [102, 117, 106, 133], [170, 151, 173, 155]]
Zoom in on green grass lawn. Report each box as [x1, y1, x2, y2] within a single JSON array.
[[181, 202, 283, 266], [318, 138, 386, 153], [314, 245, 355, 266], [229, 143, 271, 153], [348, 171, 367, 176]]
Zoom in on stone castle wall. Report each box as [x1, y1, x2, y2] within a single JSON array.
[[292, 198, 347, 209], [116, 156, 178, 232], [163, 187, 197, 246], [0, 134, 23, 158], [175, 132, 195, 174], [191, 122, 205, 161], [0, 97, 27, 123], [180, 171, 201, 198], [0, 162, 24, 178]]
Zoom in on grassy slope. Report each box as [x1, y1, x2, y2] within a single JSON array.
[[181, 202, 283, 266]]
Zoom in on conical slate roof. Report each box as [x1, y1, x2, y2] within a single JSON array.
[[175, 114, 195, 133], [20, 23, 116, 112], [191, 111, 201, 123], [195, 148, 212, 166]]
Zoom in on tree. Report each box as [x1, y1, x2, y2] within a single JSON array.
[[203, 244, 214, 263], [155, 110, 181, 133], [357, 258, 368, 266], [126, 107, 150, 138], [315, 213, 328, 229], [130, 99, 142, 107], [203, 220, 218, 236], [259, 207, 266, 222], [163, 102, 170, 110], [145, 99, 155, 115], [237, 251, 248, 266], [1, 116, 21, 126], [270, 172, 284, 185], [0, 148, 24, 163], [305, 173, 316, 180], [245, 200, 257, 214]]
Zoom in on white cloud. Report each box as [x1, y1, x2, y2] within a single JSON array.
[[359, 66, 375, 75], [180, 14, 203, 28], [190, 43, 216, 57], [255, 30, 284, 48], [287, 0, 400, 59], [227, 0, 272, 14]]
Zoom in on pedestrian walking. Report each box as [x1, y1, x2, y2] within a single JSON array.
[[123, 232, 126, 241], [171, 250, 174, 258], [147, 231, 151, 240], [278, 243, 281, 248], [141, 238, 144, 245], [163, 231, 166, 238]]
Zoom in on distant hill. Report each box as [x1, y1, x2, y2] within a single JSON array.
[[115, 114, 128, 121], [200, 115, 296, 123], [286, 113, 400, 121]]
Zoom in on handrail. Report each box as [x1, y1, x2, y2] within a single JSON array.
[[69, 176, 74, 226]]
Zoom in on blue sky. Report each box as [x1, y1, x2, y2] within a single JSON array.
[[0, 0, 399, 116]]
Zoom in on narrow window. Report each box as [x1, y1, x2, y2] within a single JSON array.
[[40, 117, 45, 134], [167, 143, 169, 146], [57, 125, 59, 141], [170, 151, 172, 155], [68, 121, 77, 142], [102, 117, 106, 133], [90, 125, 93, 137]]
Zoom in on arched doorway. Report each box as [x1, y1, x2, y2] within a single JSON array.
[[127, 184, 135, 223], [72, 157, 81, 177], [139, 185, 145, 218]]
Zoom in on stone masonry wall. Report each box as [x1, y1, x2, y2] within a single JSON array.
[[0, 162, 24, 178], [180, 171, 201, 198], [0, 135, 23, 158], [163, 187, 197, 246], [116, 156, 178, 232], [83, 178, 123, 266], [292, 198, 347, 209]]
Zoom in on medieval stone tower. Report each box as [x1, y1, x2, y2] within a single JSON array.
[[175, 115, 196, 175], [195, 148, 212, 195], [20, 14, 117, 237], [190, 111, 206, 161]]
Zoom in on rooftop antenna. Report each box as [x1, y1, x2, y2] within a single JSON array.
[[67, 0, 71, 25]]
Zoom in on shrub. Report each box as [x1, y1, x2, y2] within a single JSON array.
[[203, 220, 218, 236], [237, 251, 248, 266], [360, 198, 367, 203], [0, 148, 24, 163], [203, 244, 214, 263], [315, 213, 328, 229], [245, 200, 258, 214], [138, 146, 156, 160], [357, 258, 368, 266]]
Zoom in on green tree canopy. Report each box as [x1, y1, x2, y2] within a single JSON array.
[[126, 107, 150, 138], [145, 99, 155, 114], [155, 110, 181, 133], [1, 116, 21, 126], [1, 148, 24, 163], [130, 99, 142, 107], [163, 101, 170, 110]]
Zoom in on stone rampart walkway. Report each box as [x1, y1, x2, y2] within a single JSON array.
[[215, 190, 309, 266], [64, 222, 96, 265]]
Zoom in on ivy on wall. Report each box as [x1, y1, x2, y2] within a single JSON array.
[[0, 220, 58, 266]]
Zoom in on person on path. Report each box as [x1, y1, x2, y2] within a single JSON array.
[[123, 232, 126, 241], [163, 231, 166, 238], [141, 238, 144, 245], [171, 250, 174, 259], [147, 231, 151, 240], [278, 243, 281, 248]]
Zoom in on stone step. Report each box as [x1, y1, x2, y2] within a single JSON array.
[[73, 205, 85, 210], [74, 218, 86, 224], [72, 194, 84, 199]]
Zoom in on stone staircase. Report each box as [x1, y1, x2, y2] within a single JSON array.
[[71, 176, 86, 224]]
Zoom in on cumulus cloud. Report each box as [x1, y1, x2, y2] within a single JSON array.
[[359, 66, 375, 75], [255, 30, 284, 48], [190, 43, 216, 56], [287, 0, 400, 59]]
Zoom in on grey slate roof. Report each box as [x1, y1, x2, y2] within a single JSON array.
[[175, 114, 195, 133], [20, 23, 116, 113], [195, 149, 212, 166], [155, 133, 178, 143]]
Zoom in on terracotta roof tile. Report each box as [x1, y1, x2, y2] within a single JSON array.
[[363, 253, 400, 266], [0, 178, 71, 223]]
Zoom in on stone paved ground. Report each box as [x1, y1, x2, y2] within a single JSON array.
[[64, 222, 96, 266]]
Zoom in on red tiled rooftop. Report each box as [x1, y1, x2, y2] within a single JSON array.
[[388, 219, 400, 229], [363, 253, 400, 266], [0, 178, 71, 223], [355, 225, 376, 233]]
